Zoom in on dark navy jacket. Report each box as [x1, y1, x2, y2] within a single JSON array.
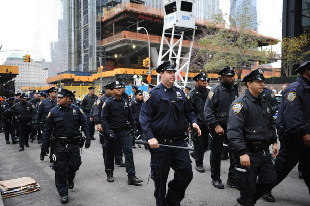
[[91, 93, 110, 125], [81, 94, 98, 113], [139, 83, 197, 140], [42, 104, 90, 149], [189, 87, 209, 127], [14, 101, 35, 122], [35, 97, 57, 124], [227, 89, 277, 156], [101, 96, 135, 135], [276, 76, 310, 138]]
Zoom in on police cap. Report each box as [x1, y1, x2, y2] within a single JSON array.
[[295, 60, 310, 74], [47, 87, 57, 93], [148, 84, 155, 89], [132, 85, 138, 90], [20, 93, 29, 99], [111, 81, 122, 89], [218, 66, 235, 76], [33, 90, 40, 94], [99, 90, 105, 95], [39, 92, 47, 98], [88, 86, 95, 90], [120, 82, 126, 88], [135, 90, 143, 95], [185, 86, 192, 90], [8, 97, 15, 101], [156, 61, 177, 73], [241, 69, 265, 83], [193, 71, 208, 81], [15, 92, 21, 96], [104, 83, 113, 90], [57, 88, 73, 98]]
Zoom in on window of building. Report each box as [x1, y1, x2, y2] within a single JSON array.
[[302, 0, 310, 33]]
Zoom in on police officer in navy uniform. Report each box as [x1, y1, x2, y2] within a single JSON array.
[[227, 69, 279, 206], [81, 86, 98, 140], [40, 88, 91, 204], [262, 87, 278, 115], [131, 89, 144, 148], [265, 61, 310, 202], [140, 61, 201, 206], [101, 81, 143, 185], [184, 85, 192, 98], [14, 93, 35, 151], [204, 66, 239, 189], [189, 71, 210, 173], [35, 87, 58, 161], [2, 97, 16, 144], [29, 90, 41, 143]]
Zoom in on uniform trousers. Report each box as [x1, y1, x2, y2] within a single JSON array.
[[18, 121, 30, 149], [3, 118, 15, 142], [192, 125, 209, 166], [236, 149, 276, 206], [54, 142, 81, 196], [85, 112, 95, 137], [150, 139, 193, 206]]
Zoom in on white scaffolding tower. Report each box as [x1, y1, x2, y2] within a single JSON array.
[[157, 0, 196, 88]]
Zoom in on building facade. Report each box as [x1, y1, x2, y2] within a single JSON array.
[[230, 0, 258, 31]]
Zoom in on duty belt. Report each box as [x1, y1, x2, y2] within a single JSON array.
[[111, 125, 129, 133], [158, 134, 186, 144], [245, 141, 268, 152], [56, 136, 81, 145]]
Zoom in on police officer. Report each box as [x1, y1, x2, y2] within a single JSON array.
[[184, 86, 192, 98], [204, 66, 239, 189], [189, 71, 210, 173], [140, 61, 201, 206], [265, 61, 310, 202], [81, 86, 98, 140], [2, 97, 16, 144], [29, 90, 41, 143], [131, 89, 144, 148], [262, 86, 278, 115], [101, 81, 142, 185], [227, 69, 279, 206], [131, 85, 138, 101], [40, 88, 91, 204], [39, 91, 47, 101], [14, 93, 35, 151]]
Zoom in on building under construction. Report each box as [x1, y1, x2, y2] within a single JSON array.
[[47, 0, 279, 89]]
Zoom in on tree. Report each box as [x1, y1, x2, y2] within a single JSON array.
[[198, 10, 276, 82], [281, 33, 310, 76]]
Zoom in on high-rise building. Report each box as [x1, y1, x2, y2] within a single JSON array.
[[230, 0, 258, 31], [204, 0, 220, 20]]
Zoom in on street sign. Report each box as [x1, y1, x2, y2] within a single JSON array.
[[147, 74, 152, 83]]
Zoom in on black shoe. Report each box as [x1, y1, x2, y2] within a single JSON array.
[[262, 192, 275, 202], [120, 160, 126, 167], [60, 195, 69, 204], [91, 136, 96, 140], [132, 145, 136, 148], [227, 176, 239, 190], [107, 173, 114, 182], [299, 171, 304, 179], [128, 174, 143, 185], [221, 153, 229, 160], [212, 179, 224, 189], [19, 148, 24, 152], [26, 144, 29, 147], [6, 141, 10, 144], [68, 180, 74, 189], [195, 165, 205, 173]]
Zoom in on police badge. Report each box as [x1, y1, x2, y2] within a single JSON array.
[[232, 103, 243, 114], [287, 92, 296, 102]]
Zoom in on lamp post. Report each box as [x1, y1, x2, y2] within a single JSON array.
[[137, 27, 151, 75]]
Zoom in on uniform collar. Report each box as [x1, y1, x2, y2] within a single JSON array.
[[59, 104, 72, 110], [245, 89, 263, 102], [160, 83, 175, 92], [112, 96, 124, 101], [298, 76, 310, 87]]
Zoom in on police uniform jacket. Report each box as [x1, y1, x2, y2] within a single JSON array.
[[101, 96, 135, 135], [139, 83, 197, 140], [122, 92, 129, 101], [29, 98, 40, 107], [42, 104, 90, 149], [1, 102, 15, 119], [131, 99, 143, 125], [14, 101, 35, 122], [81, 94, 98, 113], [35, 97, 57, 124], [262, 87, 278, 115], [227, 89, 277, 156], [92, 94, 110, 125], [189, 87, 210, 127], [276, 76, 310, 138], [204, 82, 239, 128]]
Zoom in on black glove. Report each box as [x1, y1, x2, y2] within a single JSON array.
[[108, 132, 116, 139], [40, 147, 49, 161], [85, 138, 91, 149]]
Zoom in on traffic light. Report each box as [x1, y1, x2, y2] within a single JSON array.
[[23, 54, 31, 62], [23, 55, 27, 62], [98, 66, 104, 73], [143, 57, 149, 67]]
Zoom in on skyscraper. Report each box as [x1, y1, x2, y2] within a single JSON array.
[[230, 0, 258, 31]]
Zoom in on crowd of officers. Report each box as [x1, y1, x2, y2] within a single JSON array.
[[1, 60, 309, 205]]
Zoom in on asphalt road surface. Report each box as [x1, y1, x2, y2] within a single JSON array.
[[0, 132, 309, 206]]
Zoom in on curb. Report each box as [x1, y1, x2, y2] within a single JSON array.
[[0, 194, 3, 206]]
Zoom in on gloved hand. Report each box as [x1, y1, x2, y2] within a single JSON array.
[[40, 147, 49, 161], [108, 132, 116, 139], [85, 138, 91, 149]]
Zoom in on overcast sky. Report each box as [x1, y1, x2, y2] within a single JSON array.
[[0, 0, 283, 64]]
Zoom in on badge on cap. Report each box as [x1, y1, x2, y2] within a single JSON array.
[[208, 91, 214, 99], [232, 103, 243, 114], [287, 92, 296, 102], [258, 69, 264, 75]]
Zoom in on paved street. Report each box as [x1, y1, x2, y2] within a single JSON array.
[[0, 132, 309, 206]]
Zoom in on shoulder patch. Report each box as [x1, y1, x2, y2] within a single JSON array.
[[144, 94, 151, 103], [95, 99, 101, 105], [46, 112, 51, 118], [232, 103, 243, 114], [208, 91, 214, 99], [79, 108, 85, 115], [39, 101, 42, 106], [102, 102, 106, 109], [270, 92, 275, 98], [287, 92, 296, 102]]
